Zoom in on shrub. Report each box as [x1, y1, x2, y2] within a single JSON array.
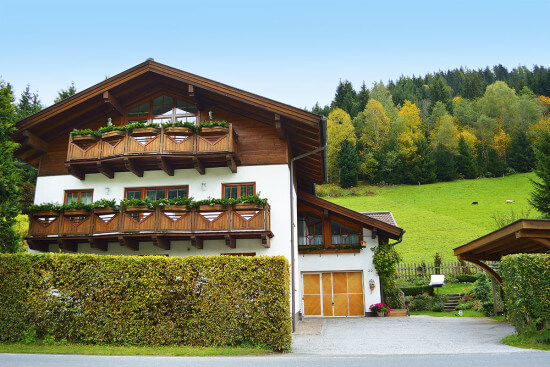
[[500, 254, 550, 333], [472, 272, 491, 301], [456, 274, 477, 283], [482, 301, 494, 316], [432, 301, 445, 312], [401, 286, 434, 297], [410, 294, 430, 311], [0, 254, 291, 351]]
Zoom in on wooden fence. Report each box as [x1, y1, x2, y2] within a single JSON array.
[[396, 261, 499, 278]]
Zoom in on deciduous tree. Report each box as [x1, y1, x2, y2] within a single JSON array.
[[327, 108, 355, 182]]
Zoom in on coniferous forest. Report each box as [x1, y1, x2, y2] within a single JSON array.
[[312, 65, 550, 188]]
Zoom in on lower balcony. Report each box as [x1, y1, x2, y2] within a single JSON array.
[[27, 203, 272, 252]]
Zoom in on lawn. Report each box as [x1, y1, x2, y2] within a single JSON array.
[[321, 173, 540, 263], [0, 342, 272, 356], [410, 310, 484, 317]]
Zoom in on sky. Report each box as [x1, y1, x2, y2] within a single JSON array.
[[1, 0, 549, 110]]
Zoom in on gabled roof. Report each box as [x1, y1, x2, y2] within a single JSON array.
[[361, 211, 398, 227], [454, 219, 550, 261], [14, 59, 326, 184], [298, 192, 404, 240]]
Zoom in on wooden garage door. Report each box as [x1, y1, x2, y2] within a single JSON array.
[[303, 271, 364, 317]]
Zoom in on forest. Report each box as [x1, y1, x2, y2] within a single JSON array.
[[312, 65, 550, 188]]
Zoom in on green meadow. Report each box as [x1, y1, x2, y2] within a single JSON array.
[[321, 173, 540, 263]]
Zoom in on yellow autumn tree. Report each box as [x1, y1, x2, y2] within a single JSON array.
[[359, 99, 390, 153], [492, 127, 511, 158], [395, 100, 423, 158], [457, 129, 479, 155], [327, 108, 355, 181], [430, 115, 459, 151]]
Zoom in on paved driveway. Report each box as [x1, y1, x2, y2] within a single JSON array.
[[292, 316, 525, 355]]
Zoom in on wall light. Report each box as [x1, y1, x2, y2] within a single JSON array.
[[208, 110, 213, 120], [201, 183, 206, 191]]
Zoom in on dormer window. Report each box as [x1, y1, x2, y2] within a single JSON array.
[[127, 95, 197, 124]]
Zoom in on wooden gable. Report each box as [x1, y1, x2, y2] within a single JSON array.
[[14, 59, 326, 185]]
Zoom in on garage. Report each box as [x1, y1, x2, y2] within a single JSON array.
[[303, 271, 364, 317]]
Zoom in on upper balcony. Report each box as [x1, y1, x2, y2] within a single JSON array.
[[27, 201, 272, 252], [65, 124, 239, 179]]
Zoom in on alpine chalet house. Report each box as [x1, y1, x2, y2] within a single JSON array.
[[15, 60, 404, 318]]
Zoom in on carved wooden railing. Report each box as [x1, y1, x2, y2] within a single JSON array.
[[67, 124, 236, 161], [28, 202, 270, 238]]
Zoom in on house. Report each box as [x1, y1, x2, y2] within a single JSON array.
[[14, 59, 404, 319]]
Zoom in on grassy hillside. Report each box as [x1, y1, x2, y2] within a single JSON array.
[[321, 173, 541, 263]]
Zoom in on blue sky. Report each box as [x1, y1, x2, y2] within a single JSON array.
[[1, 0, 549, 110]]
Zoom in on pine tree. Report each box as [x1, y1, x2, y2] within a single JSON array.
[[405, 137, 436, 184], [529, 131, 550, 217], [0, 80, 22, 252], [429, 76, 453, 114], [486, 147, 506, 177], [15, 84, 42, 121], [332, 80, 357, 117], [337, 140, 359, 188], [434, 143, 457, 181], [54, 81, 77, 103], [508, 131, 535, 172], [457, 136, 477, 179]]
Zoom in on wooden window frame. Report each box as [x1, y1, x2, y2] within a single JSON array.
[[298, 212, 323, 246], [221, 182, 256, 199], [125, 93, 198, 125], [64, 189, 94, 204], [124, 185, 189, 200]]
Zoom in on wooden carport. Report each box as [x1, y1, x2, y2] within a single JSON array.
[[454, 219, 550, 284]]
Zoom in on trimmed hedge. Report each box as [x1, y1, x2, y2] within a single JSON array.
[[0, 253, 291, 351], [401, 286, 434, 296], [455, 274, 477, 283], [500, 254, 550, 333]]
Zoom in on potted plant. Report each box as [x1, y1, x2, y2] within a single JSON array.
[[156, 197, 192, 212], [192, 197, 230, 212], [162, 121, 197, 136], [233, 194, 267, 210], [127, 122, 160, 136], [198, 121, 229, 135], [120, 197, 156, 212], [62, 201, 94, 216], [70, 129, 101, 143], [99, 125, 126, 140], [369, 303, 391, 317], [28, 203, 63, 217], [92, 199, 120, 214]]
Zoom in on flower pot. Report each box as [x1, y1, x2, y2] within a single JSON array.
[[130, 127, 160, 136], [164, 127, 194, 135], [72, 134, 99, 143], [376, 311, 385, 317], [200, 126, 228, 135], [101, 130, 126, 140]]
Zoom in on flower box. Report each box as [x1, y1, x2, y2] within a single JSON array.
[[31, 210, 60, 217], [123, 206, 155, 212], [159, 205, 189, 212], [129, 127, 160, 136], [93, 207, 119, 214], [101, 130, 126, 140], [200, 126, 228, 135], [63, 209, 90, 216], [72, 134, 99, 143], [197, 204, 227, 211], [233, 203, 263, 211], [164, 127, 194, 135]]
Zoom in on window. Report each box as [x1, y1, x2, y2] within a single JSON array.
[[64, 190, 93, 204], [298, 213, 323, 246], [125, 186, 189, 200], [126, 95, 197, 124], [222, 183, 255, 199], [331, 221, 360, 245]]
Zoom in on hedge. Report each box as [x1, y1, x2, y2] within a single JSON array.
[[500, 253, 550, 333], [0, 253, 291, 351], [455, 274, 477, 283], [401, 286, 434, 296]]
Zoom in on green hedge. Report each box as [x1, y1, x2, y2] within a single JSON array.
[[0, 253, 290, 351], [455, 274, 477, 283], [401, 285, 434, 296], [500, 254, 550, 333]]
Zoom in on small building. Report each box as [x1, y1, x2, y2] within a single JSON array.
[[14, 60, 404, 319]]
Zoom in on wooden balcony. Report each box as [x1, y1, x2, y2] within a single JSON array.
[[27, 203, 272, 252], [65, 124, 239, 179]]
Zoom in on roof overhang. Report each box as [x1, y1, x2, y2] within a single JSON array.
[[14, 59, 326, 184], [298, 191, 404, 240], [454, 219, 550, 262]]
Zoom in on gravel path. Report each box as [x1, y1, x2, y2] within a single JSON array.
[[292, 316, 525, 355]]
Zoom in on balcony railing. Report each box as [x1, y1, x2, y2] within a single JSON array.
[[65, 124, 238, 179], [27, 203, 271, 252]]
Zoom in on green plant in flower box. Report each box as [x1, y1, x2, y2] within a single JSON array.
[[120, 197, 156, 209]]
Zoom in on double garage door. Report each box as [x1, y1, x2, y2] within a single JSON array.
[[303, 271, 364, 317]]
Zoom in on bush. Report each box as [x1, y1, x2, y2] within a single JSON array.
[[482, 301, 494, 316], [472, 272, 491, 301], [401, 286, 434, 296], [432, 302, 445, 312], [500, 254, 550, 333], [0, 253, 291, 351], [410, 294, 430, 311], [456, 274, 477, 283]]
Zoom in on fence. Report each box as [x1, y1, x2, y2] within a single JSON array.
[[396, 261, 499, 279]]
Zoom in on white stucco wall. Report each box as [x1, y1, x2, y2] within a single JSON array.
[[297, 228, 381, 316], [34, 164, 292, 259]]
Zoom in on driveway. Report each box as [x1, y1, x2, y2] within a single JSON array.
[[292, 316, 525, 355]]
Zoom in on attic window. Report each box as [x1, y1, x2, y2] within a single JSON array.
[[331, 221, 360, 245], [127, 95, 197, 124]]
